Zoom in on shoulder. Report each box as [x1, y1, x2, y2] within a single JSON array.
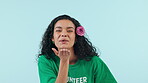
[[38, 55, 47, 62], [38, 55, 54, 64], [90, 56, 106, 68], [91, 56, 103, 63]]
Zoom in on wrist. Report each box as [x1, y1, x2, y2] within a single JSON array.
[[60, 59, 69, 64]]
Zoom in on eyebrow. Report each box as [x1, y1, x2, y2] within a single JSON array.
[[55, 26, 62, 29], [67, 27, 75, 29], [55, 26, 75, 29]]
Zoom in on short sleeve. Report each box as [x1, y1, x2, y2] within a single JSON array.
[[93, 56, 117, 83], [38, 55, 56, 83]]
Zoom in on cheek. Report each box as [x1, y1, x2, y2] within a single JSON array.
[[52, 35, 59, 46], [53, 33, 59, 40], [71, 34, 76, 43]]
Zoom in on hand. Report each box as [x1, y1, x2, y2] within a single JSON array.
[[52, 48, 71, 61]]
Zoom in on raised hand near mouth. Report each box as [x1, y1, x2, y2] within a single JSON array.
[[52, 48, 71, 83], [52, 48, 71, 62]]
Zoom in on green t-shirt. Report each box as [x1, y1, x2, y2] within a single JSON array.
[[38, 55, 117, 83]]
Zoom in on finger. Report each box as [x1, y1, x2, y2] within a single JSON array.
[[65, 49, 68, 55], [52, 48, 58, 56], [59, 49, 63, 56], [67, 49, 70, 56], [62, 49, 66, 56]]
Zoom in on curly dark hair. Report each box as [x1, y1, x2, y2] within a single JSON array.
[[38, 15, 99, 61]]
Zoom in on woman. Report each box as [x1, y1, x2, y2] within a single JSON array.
[[38, 15, 117, 83]]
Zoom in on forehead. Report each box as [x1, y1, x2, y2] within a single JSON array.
[[54, 19, 75, 29]]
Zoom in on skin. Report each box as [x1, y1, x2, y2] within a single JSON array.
[[51, 19, 78, 83]]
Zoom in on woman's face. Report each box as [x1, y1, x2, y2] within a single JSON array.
[[52, 19, 76, 49]]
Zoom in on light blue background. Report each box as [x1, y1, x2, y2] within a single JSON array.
[[0, 0, 148, 83]]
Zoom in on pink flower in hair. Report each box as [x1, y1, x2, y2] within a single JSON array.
[[76, 26, 85, 36]]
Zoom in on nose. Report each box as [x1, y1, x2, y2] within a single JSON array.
[[61, 34, 67, 37], [61, 31, 67, 37]]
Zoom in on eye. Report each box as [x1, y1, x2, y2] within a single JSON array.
[[56, 30, 62, 32], [67, 30, 73, 32]]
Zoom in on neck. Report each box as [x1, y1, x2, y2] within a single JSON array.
[[69, 47, 78, 65]]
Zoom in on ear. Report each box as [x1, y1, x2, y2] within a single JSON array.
[[51, 38, 55, 44], [52, 38, 54, 42]]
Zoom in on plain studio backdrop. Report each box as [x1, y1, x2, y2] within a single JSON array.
[[0, 0, 148, 83]]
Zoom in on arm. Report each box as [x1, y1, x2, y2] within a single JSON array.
[[55, 59, 69, 83], [38, 49, 70, 83], [52, 48, 71, 83]]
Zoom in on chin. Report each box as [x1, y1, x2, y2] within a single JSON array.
[[59, 45, 72, 49], [58, 46, 68, 49]]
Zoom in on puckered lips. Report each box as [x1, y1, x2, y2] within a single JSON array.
[[59, 39, 69, 44]]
